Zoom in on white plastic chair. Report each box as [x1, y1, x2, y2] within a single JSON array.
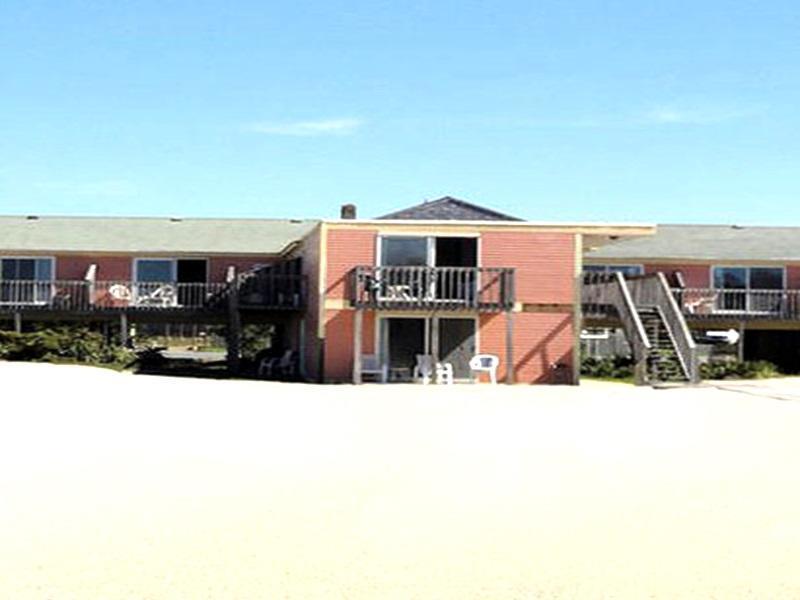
[[435, 362, 454, 385], [469, 354, 499, 384], [361, 354, 388, 383], [413, 354, 435, 384]]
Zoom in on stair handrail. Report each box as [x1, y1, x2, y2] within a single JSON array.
[[624, 273, 698, 383], [610, 272, 652, 384]]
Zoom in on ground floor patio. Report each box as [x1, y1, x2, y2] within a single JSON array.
[[2, 363, 800, 598]]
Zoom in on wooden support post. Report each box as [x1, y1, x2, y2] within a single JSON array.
[[119, 312, 128, 347], [352, 309, 363, 384], [227, 271, 242, 375], [505, 310, 515, 384], [13, 312, 22, 333], [738, 321, 745, 362]]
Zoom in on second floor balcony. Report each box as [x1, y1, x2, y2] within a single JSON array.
[[349, 265, 515, 311], [675, 287, 800, 320], [0, 274, 307, 314], [583, 273, 800, 322]]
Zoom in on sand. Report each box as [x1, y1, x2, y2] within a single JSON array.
[[1, 362, 800, 598]]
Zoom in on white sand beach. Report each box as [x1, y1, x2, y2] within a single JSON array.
[[2, 362, 800, 598]]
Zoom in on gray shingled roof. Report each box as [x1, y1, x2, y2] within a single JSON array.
[[378, 196, 522, 221], [586, 224, 800, 262], [0, 216, 319, 255]]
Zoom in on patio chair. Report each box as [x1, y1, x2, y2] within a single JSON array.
[[413, 354, 435, 384], [136, 284, 178, 308], [361, 354, 388, 382], [435, 362, 454, 385], [258, 349, 295, 379], [684, 292, 718, 315], [469, 354, 499, 384], [413, 355, 454, 385]]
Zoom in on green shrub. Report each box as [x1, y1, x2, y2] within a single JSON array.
[[700, 359, 780, 380], [0, 326, 133, 367], [581, 355, 634, 380]]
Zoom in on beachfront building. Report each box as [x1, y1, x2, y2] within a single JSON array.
[[0, 198, 652, 384], [584, 224, 800, 373]]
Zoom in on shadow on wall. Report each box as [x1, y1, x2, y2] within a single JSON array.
[[483, 312, 573, 384]]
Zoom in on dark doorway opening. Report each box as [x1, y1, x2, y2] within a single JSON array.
[[177, 259, 208, 306], [435, 238, 478, 302], [435, 237, 477, 267], [383, 318, 426, 380], [744, 329, 800, 373], [438, 318, 476, 380]]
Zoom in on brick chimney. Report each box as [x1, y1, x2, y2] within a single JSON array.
[[340, 203, 357, 219]]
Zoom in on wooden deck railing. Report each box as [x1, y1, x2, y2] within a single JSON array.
[[349, 266, 515, 311], [237, 271, 307, 310], [0, 280, 229, 312], [674, 288, 800, 320]]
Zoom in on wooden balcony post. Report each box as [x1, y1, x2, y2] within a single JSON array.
[[226, 267, 241, 375], [13, 312, 22, 334], [119, 312, 128, 347], [352, 308, 363, 384], [505, 310, 515, 384]]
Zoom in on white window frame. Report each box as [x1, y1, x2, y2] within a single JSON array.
[[710, 265, 786, 291], [375, 313, 480, 382], [710, 265, 786, 314], [375, 234, 481, 304], [0, 256, 56, 305]]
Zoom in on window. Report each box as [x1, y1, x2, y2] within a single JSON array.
[[712, 266, 784, 290], [0, 258, 53, 281], [135, 259, 175, 282], [380, 237, 429, 266], [0, 258, 54, 304], [712, 266, 784, 312], [750, 268, 784, 290], [583, 264, 643, 277]]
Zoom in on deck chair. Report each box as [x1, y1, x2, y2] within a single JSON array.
[[413, 354, 435, 384], [469, 354, 499, 384], [258, 349, 294, 379], [361, 354, 388, 383]]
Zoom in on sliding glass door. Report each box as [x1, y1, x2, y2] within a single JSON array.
[[378, 316, 477, 382], [0, 258, 54, 304]]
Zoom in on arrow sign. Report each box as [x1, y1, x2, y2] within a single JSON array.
[[704, 329, 740, 345]]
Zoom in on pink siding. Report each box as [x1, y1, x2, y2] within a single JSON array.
[[325, 228, 376, 299], [644, 263, 710, 287], [323, 308, 375, 382], [55, 255, 131, 280], [481, 231, 575, 304], [785, 266, 800, 289], [480, 311, 574, 384], [320, 227, 578, 384]]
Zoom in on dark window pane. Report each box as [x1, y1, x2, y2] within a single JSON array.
[[16, 259, 35, 280], [1, 259, 18, 279], [714, 267, 747, 289], [750, 268, 783, 290], [616, 265, 643, 277], [136, 260, 174, 282], [381, 237, 428, 266]]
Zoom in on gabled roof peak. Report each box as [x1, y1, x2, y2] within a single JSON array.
[[378, 196, 522, 221]]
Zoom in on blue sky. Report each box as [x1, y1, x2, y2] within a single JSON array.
[[1, 1, 799, 223]]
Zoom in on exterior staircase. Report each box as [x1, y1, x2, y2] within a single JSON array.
[[583, 272, 699, 386], [637, 306, 688, 383]]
